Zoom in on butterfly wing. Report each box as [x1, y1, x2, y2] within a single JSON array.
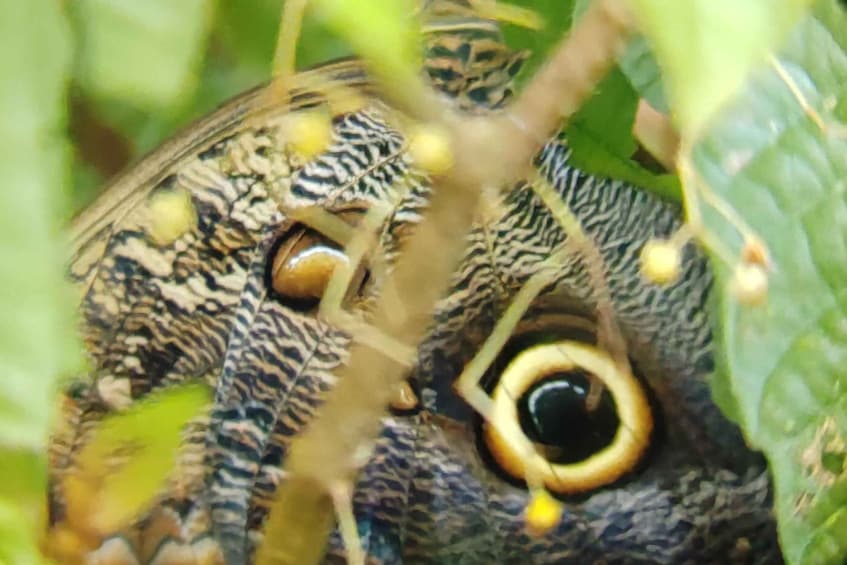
[[51, 61, 375, 563]]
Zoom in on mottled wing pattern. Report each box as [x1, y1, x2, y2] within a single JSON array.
[[50, 7, 780, 565], [317, 140, 778, 564], [50, 60, 373, 563]]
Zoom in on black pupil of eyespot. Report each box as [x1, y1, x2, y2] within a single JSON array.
[[517, 370, 620, 464]]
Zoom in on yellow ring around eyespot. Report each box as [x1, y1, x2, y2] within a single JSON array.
[[484, 341, 653, 494]]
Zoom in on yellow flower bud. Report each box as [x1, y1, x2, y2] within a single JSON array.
[[408, 124, 453, 175], [524, 490, 563, 536], [288, 110, 333, 160], [147, 188, 196, 247], [639, 238, 681, 285]]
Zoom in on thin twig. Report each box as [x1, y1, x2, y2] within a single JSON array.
[[268, 0, 307, 103], [633, 99, 679, 170]]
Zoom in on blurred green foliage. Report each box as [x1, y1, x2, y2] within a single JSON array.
[[63, 385, 210, 541], [0, 0, 77, 562], [633, 0, 813, 137], [71, 0, 216, 109]]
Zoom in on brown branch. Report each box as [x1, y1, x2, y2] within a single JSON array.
[[256, 1, 635, 563], [633, 99, 679, 171]]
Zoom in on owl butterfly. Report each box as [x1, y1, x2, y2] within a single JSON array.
[[49, 2, 779, 564]]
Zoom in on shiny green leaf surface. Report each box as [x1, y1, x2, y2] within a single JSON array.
[[72, 0, 216, 109], [692, 3, 847, 561]]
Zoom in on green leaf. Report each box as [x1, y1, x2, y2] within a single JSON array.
[[311, 0, 420, 93], [503, 1, 680, 200], [567, 3, 679, 200], [0, 498, 42, 565], [0, 0, 75, 560], [217, 0, 283, 76], [692, 2, 847, 562], [218, 0, 352, 74], [632, 0, 812, 137], [579, 3, 667, 115], [568, 68, 638, 160], [69, 1, 273, 198], [72, 0, 216, 109], [565, 67, 681, 201], [618, 35, 667, 113], [65, 384, 211, 534], [501, 0, 576, 87], [296, 5, 355, 70], [0, 0, 75, 453]]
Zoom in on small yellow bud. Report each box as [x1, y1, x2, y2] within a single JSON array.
[[732, 262, 768, 305], [288, 110, 333, 159], [741, 236, 771, 268], [408, 124, 453, 175], [640, 238, 681, 285], [46, 525, 89, 563], [147, 188, 196, 247], [524, 490, 563, 536]]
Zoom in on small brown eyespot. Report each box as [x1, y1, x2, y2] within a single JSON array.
[[271, 232, 348, 301], [268, 211, 370, 310], [483, 341, 653, 494]]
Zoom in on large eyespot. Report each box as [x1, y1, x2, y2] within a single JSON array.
[[268, 211, 368, 310], [483, 340, 653, 494]]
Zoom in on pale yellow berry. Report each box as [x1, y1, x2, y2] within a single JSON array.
[[524, 490, 563, 536], [408, 124, 453, 175], [288, 110, 333, 159], [732, 262, 768, 305], [147, 189, 196, 246], [640, 238, 681, 285]]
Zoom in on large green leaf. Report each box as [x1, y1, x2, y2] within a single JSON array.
[[632, 0, 812, 137], [71, 0, 216, 109], [566, 67, 637, 160], [69, 1, 351, 206], [69, 1, 274, 209], [692, 2, 847, 562], [0, 0, 77, 561]]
